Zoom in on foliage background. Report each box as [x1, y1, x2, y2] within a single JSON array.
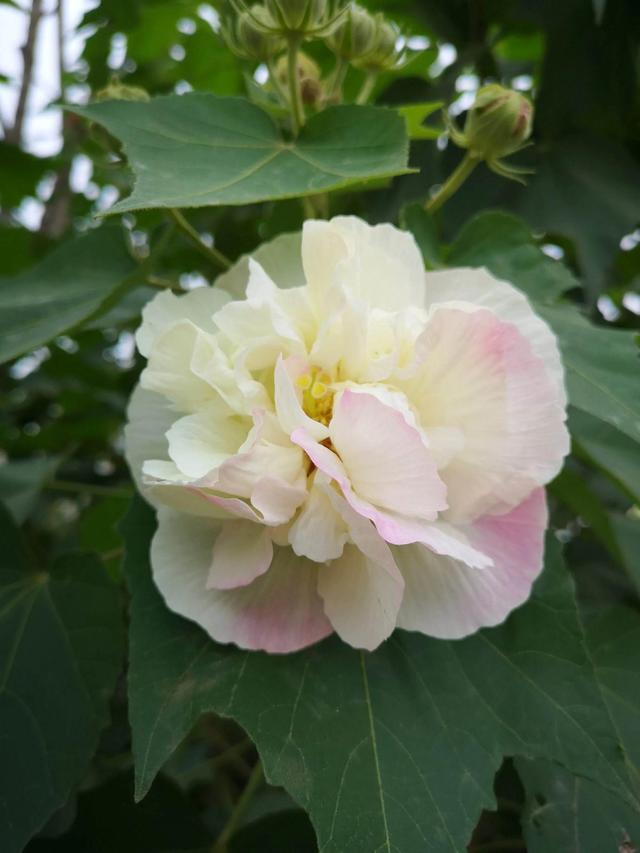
[[0, 0, 639, 851]]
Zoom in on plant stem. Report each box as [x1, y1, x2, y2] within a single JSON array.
[[426, 153, 479, 214], [356, 72, 377, 105], [46, 479, 133, 499], [213, 760, 263, 853], [169, 209, 232, 270], [286, 35, 304, 133], [327, 56, 348, 102], [6, 0, 43, 144], [145, 274, 180, 290], [210, 737, 253, 773]]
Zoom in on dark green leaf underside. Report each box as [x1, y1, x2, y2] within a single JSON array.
[[72, 94, 413, 213]]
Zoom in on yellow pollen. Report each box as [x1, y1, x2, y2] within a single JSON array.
[[299, 368, 334, 425]]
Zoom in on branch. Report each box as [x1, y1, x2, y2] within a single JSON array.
[[6, 0, 44, 145]]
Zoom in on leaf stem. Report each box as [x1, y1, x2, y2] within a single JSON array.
[[426, 153, 479, 214], [286, 35, 304, 133], [169, 209, 232, 270], [213, 759, 264, 852], [356, 72, 377, 105], [266, 57, 288, 107]]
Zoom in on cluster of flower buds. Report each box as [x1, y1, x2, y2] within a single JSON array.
[[327, 5, 402, 71], [222, 4, 285, 61], [227, 0, 346, 42], [446, 83, 533, 181]]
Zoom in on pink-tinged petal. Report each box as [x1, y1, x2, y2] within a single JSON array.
[[135, 287, 229, 358], [207, 521, 273, 590], [395, 488, 547, 639], [329, 390, 447, 520], [302, 217, 426, 312], [274, 355, 330, 442], [288, 479, 348, 562], [424, 267, 566, 405], [318, 545, 404, 651], [400, 307, 569, 521], [152, 510, 332, 653]]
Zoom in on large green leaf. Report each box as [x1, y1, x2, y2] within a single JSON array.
[[540, 305, 640, 446], [0, 503, 124, 853], [72, 95, 412, 213], [518, 604, 640, 851], [123, 499, 639, 853], [446, 210, 577, 303], [0, 225, 136, 365]]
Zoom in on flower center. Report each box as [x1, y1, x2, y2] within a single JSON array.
[[296, 368, 334, 425]]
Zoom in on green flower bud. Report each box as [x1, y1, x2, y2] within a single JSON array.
[[352, 14, 400, 72], [94, 79, 150, 102], [223, 4, 284, 61], [463, 84, 533, 160], [265, 0, 327, 32], [326, 3, 377, 61]]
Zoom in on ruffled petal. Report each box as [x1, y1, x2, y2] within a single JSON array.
[[395, 488, 547, 639], [135, 287, 230, 358], [166, 404, 248, 480], [207, 521, 273, 590], [302, 216, 426, 312], [400, 307, 569, 521], [152, 510, 332, 653], [423, 266, 566, 405]]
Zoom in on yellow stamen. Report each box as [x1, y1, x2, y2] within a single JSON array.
[[296, 373, 312, 391], [311, 381, 327, 399]]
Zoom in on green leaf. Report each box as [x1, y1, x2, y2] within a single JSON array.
[[0, 503, 124, 853], [396, 102, 443, 140], [123, 498, 639, 853], [539, 305, 640, 446], [569, 408, 640, 502], [447, 210, 577, 304], [518, 757, 640, 852], [0, 225, 137, 365], [608, 514, 640, 595], [519, 604, 640, 851], [72, 95, 413, 213], [0, 456, 61, 523]]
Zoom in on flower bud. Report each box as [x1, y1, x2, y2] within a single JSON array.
[[94, 79, 150, 102], [326, 3, 377, 61], [223, 4, 284, 61], [352, 14, 400, 72], [264, 0, 328, 33], [463, 84, 533, 160], [274, 51, 323, 105]]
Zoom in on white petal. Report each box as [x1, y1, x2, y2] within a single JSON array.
[[424, 266, 566, 405], [214, 232, 304, 298], [288, 479, 348, 562], [140, 320, 220, 412], [152, 510, 331, 652], [166, 404, 248, 480], [135, 287, 230, 358], [395, 488, 547, 639], [317, 544, 404, 651], [302, 217, 426, 312], [207, 521, 273, 590], [124, 384, 175, 499]]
